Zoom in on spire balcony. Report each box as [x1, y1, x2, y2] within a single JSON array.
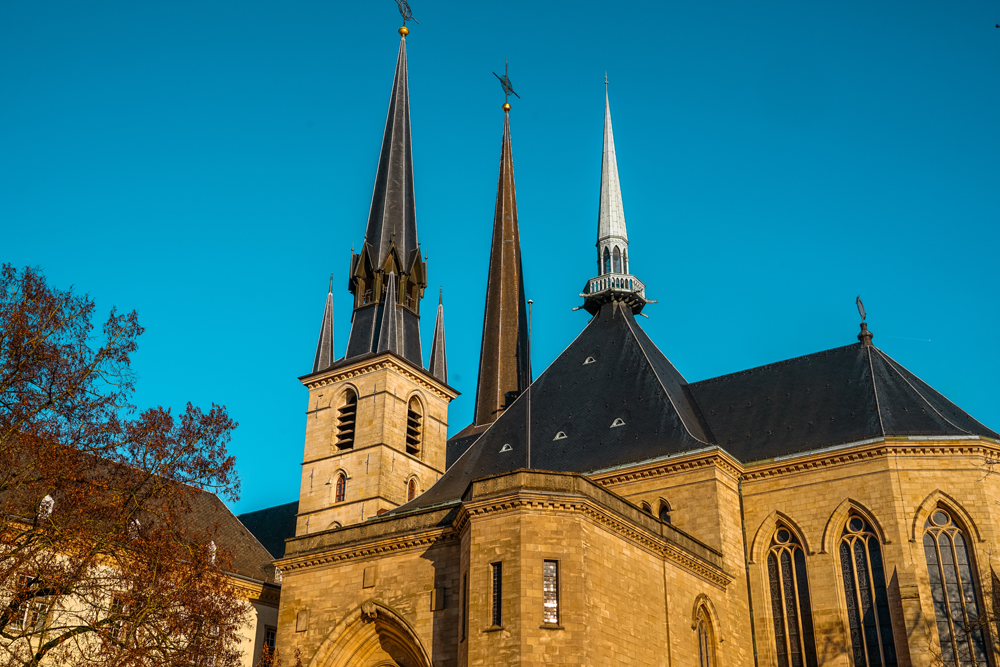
[[580, 273, 648, 315]]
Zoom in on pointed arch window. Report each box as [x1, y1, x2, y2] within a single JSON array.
[[923, 509, 988, 667], [840, 514, 898, 667], [334, 473, 346, 503], [697, 606, 715, 667], [407, 478, 417, 502], [641, 501, 652, 515], [603, 247, 611, 275], [659, 501, 672, 524], [336, 389, 358, 450], [767, 525, 818, 667], [406, 397, 423, 456], [613, 246, 622, 273]]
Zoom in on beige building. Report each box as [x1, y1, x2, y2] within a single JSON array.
[[255, 25, 1000, 667]]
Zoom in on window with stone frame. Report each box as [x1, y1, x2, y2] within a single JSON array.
[[490, 562, 503, 628], [603, 247, 611, 274], [839, 514, 898, 667], [9, 574, 50, 634], [543, 560, 559, 625], [335, 389, 358, 450], [334, 473, 346, 503], [923, 508, 988, 667], [659, 501, 672, 524], [696, 606, 715, 667], [767, 525, 818, 667], [613, 246, 622, 273], [407, 478, 417, 502], [405, 397, 423, 456]]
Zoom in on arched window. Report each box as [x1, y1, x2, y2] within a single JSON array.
[[407, 478, 417, 502], [406, 397, 423, 456], [641, 501, 652, 515], [603, 247, 611, 274], [623, 249, 629, 274], [613, 246, 622, 273], [697, 606, 715, 667], [767, 525, 818, 667], [335, 473, 346, 503], [659, 501, 672, 524], [840, 514, 898, 667], [923, 508, 988, 667], [336, 389, 358, 450]]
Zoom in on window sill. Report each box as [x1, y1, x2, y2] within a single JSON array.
[[539, 623, 564, 630], [483, 625, 504, 633]]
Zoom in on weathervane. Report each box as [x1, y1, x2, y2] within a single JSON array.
[[493, 61, 521, 109], [395, 0, 418, 25], [856, 296, 866, 322]]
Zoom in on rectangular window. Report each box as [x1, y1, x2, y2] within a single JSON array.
[[543, 560, 559, 625], [11, 575, 48, 634], [264, 626, 276, 650], [490, 562, 502, 628], [461, 573, 468, 641]]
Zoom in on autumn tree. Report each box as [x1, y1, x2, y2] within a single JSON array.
[[0, 264, 247, 666]]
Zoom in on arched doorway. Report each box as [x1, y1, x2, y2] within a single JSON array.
[[313, 601, 431, 667]]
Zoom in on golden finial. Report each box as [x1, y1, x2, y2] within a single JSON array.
[[399, 26, 409, 36], [503, 102, 511, 111]]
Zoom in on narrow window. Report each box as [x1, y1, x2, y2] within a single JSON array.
[[336, 390, 358, 450], [767, 525, 818, 667], [110, 593, 128, 642], [923, 509, 988, 667], [840, 514, 898, 667], [335, 473, 346, 503], [264, 626, 277, 651], [697, 606, 715, 667], [543, 560, 560, 625], [603, 247, 611, 274], [406, 397, 422, 456], [659, 501, 672, 524], [461, 572, 469, 641], [641, 501, 652, 514], [407, 478, 417, 501], [490, 562, 503, 627], [613, 246, 622, 273]]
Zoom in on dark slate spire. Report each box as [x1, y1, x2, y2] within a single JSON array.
[[473, 106, 530, 427], [343, 27, 426, 368], [428, 288, 448, 384], [311, 276, 335, 373], [376, 272, 401, 355]]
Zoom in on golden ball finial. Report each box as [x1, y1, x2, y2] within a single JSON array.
[[503, 102, 511, 111], [398, 26, 409, 36]]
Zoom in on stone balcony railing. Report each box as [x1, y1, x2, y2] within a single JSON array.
[[584, 273, 645, 298]]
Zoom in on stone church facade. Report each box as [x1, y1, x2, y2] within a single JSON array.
[[260, 24, 1000, 667]]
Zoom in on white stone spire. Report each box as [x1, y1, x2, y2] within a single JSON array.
[[580, 81, 649, 315]]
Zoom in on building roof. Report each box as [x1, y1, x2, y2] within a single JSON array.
[[402, 305, 997, 513], [238, 500, 299, 561]]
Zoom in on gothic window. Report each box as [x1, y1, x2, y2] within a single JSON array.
[[335, 473, 346, 503], [840, 514, 898, 667], [697, 606, 715, 667], [336, 389, 358, 450], [406, 397, 423, 456], [603, 247, 611, 274], [407, 478, 417, 502], [641, 501, 653, 515], [923, 509, 988, 667], [543, 560, 560, 624], [659, 501, 672, 524], [767, 525, 818, 667], [613, 246, 622, 273]]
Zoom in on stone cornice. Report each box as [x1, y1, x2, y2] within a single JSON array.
[[589, 449, 743, 487], [301, 354, 458, 402], [274, 526, 458, 572]]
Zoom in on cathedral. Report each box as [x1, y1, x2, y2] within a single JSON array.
[[248, 23, 1000, 667]]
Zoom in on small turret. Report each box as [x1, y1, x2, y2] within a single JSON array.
[[428, 289, 448, 384], [312, 277, 335, 373]]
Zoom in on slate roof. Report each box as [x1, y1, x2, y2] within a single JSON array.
[[398, 302, 997, 514], [238, 501, 299, 560]]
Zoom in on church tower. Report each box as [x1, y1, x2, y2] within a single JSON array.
[[472, 101, 531, 427], [581, 83, 650, 315], [294, 26, 456, 536]]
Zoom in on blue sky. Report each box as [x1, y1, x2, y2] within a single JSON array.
[[3, 0, 998, 514]]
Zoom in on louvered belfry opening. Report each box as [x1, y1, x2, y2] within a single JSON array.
[[336, 390, 358, 450], [406, 397, 422, 455]]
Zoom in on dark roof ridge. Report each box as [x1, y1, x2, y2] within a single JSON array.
[[690, 343, 861, 386], [871, 346, 975, 435], [866, 345, 887, 437], [621, 311, 711, 446]]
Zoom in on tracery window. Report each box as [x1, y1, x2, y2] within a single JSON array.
[[406, 397, 423, 456], [613, 246, 622, 273], [767, 525, 818, 667], [697, 606, 715, 667], [603, 248, 611, 274], [840, 514, 898, 667], [336, 389, 358, 450], [923, 509, 988, 667], [335, 473, 346, 503]]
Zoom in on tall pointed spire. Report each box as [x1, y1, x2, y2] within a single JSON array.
[[312, 276, 335, 373], [581, 81, 649, 315], [343, 27, 426, 368], [428, 288, 448, 384], [473, 105, 530, 427]]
